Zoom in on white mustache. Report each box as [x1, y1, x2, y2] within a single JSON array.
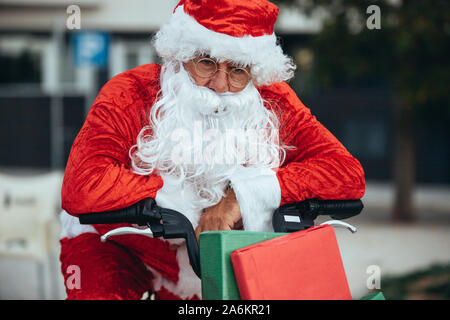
[[183, 68, 251, 116]]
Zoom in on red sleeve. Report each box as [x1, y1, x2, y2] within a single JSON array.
[[61, 64, 163, 216], [260, 82, 366, 206]]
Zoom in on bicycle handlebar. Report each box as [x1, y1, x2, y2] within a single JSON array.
[[78, 198, 363, 279], [79, 198, 200, 278], [79, 200, 150, 225], [272, 199, 363, 233]]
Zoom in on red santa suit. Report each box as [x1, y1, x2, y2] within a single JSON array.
[[59, 0, 365, 300]]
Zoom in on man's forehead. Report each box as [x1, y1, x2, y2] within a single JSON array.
[[196, 53, 250, 67]]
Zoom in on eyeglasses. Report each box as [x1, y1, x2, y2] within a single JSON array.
[[192, 57, 252, 89]]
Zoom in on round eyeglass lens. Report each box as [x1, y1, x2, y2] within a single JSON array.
[[195, 58, 217, 77], [229, 68, 251, 88]]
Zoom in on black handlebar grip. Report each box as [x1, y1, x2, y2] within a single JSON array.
[[308, 199, 364, 219], [78, 201, 146, 225]]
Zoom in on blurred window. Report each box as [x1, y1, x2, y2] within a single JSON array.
[[342, 117, 388, 159], [62, 40, 76, 85], [126, 51, 139, 70], [0, 39, 41, 84]]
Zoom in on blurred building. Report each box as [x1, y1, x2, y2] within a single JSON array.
[[0, 0, 321, 170], [0, 0, 181, 170], [0, 0, 448, 184]]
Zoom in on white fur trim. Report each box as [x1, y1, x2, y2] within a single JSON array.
[[229, 166, 281, 232], [59, 210, 98, 239], [147, 242, 202, 300], [153, 174, 215, 299], [153, 5, 296, 86]]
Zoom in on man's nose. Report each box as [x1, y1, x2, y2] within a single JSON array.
[[208, 63, 229, 93]]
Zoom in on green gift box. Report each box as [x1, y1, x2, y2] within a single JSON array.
[[361, 291, 386, 300], [200, 230, 286, 300]]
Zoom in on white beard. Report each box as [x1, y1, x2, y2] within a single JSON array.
[[130, 60, 285, 210]]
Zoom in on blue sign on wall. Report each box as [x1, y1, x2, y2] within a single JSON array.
[[72, 31, 109, 68]]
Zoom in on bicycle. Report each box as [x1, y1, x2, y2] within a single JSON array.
[[78, 198, 363, 297]]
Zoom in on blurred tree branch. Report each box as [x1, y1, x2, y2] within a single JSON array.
[[274, 0, 450, 221]]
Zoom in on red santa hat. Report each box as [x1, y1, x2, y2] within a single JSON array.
[[153, 0, 296, 86]]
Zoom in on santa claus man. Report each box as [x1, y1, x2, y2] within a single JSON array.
[[59, 0, 365, 300]]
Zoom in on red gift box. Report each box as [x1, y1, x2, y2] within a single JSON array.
[[230, 224, 352, 300]]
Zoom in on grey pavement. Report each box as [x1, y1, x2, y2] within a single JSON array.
[[336, 221, 450, 299]]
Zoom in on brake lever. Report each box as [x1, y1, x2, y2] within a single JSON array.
[[101, 227, 154, 241], [99, 199, 165, 241]]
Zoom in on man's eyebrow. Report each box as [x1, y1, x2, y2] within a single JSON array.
[[197, 54, 250, 69], [230, 62, 250, 69]]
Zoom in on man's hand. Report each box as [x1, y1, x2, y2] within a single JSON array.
[[194, 187, 242, 243]]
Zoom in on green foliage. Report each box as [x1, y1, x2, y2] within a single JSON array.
[[274, 0, 450, 122], [380, 263, 450, 300]]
